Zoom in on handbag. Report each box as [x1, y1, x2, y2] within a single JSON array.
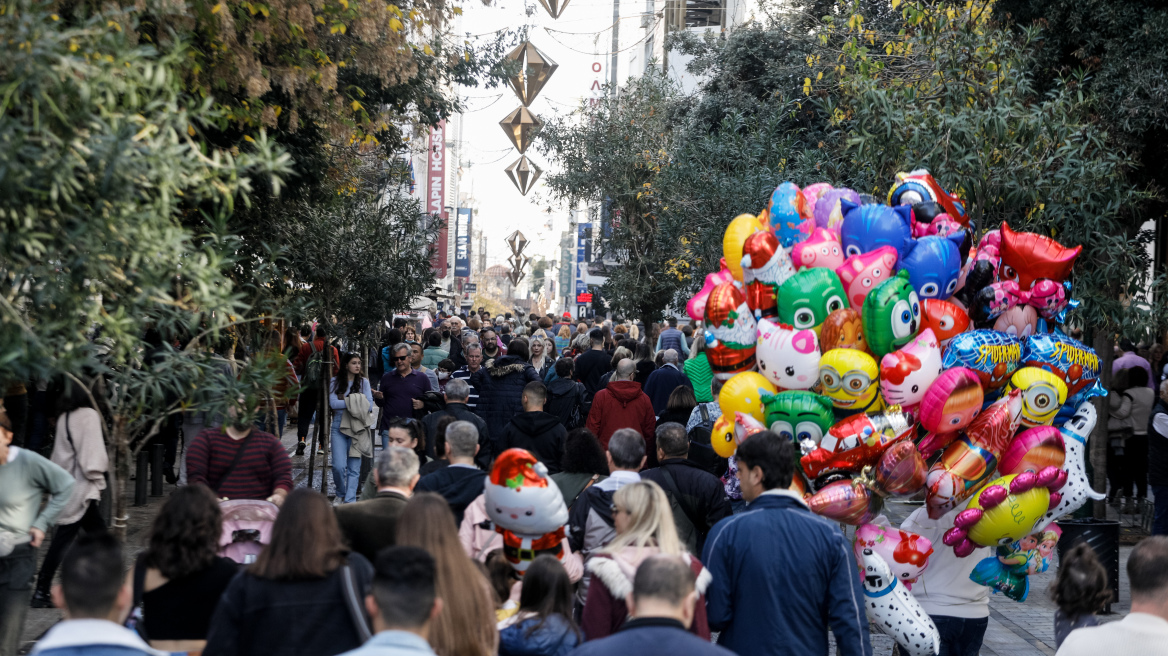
[[340, 563, 372, 643]]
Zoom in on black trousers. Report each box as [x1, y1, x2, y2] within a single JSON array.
[[1125, 434, 1149, 499], [35, 501, 107, 593], [296, 388, 323, 441]]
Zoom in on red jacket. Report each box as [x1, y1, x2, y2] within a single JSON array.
[[586, 380, 656, 452]]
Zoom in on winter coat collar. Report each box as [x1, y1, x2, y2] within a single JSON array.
[[605, 380, 645, 404], [488, 356, 530, 378], [32, 620, 168, 656], [587, 549, 711, 600]]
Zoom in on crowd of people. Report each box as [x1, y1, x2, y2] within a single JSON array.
[[4, 310, 1168, 656]]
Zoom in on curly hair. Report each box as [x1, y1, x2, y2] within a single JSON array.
[[141, 485, 223, 580], [560, 428, 608, 476], [1051, 542, 1112, 617]]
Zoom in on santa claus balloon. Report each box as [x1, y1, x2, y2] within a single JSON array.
[[483, 449, 570, 574]]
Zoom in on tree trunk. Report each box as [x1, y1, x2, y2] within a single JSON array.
[[1091, 332, 1114, 519], [111, 420, 132, 542]]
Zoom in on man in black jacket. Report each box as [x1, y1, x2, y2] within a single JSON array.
[[547, 358, 587, 429], [501, 382, 567, 474], [415, 421, 486, 525], [421, 378, 490, 468], [640, 422, 731, 554], [574, 329, 612, 399]]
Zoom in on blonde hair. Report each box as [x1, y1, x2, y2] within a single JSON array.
[[557, 325, 571, 339], [602, 481, 683, 556]]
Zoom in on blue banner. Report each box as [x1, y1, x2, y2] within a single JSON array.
[[455, 208, 472, 277]]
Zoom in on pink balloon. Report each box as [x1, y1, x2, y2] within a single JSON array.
[[686, 266, 736, 322], [918, 367, 984, 435], [853, 523, 934, 589]]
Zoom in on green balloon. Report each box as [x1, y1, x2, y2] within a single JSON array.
[[861, 269, 921, 360], [759, 390, 836, 447], [777, 268, 847, 332]]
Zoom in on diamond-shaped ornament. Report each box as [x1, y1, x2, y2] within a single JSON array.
[[505, 41, 559, 105], [536, 0, 569, 18], [506, 230, 529, 255], [499, 106, 543, 154], [504, 156, 542, 196]]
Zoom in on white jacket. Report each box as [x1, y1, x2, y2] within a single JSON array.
[[52, 408, 108, 526]]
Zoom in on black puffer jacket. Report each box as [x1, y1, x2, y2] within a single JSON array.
[[502, 411, 567, 474], [547, 378, 587, 429], [472, 355, 540, 455]]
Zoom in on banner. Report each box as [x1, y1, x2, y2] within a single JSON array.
[[455, 208, 472, 277], [429, 121, 448, 275], [576, 223, 591, 296]]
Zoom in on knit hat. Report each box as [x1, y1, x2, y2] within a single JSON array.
[[484, 449, 568, 537]]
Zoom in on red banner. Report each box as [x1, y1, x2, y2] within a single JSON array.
[[429, 121, 448, 275]]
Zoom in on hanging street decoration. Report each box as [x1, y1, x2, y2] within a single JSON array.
[[499, 106, 544, 154], [504, 156, 542, 196], [536, 0, 569, 19], [506, 230, 531, 285], [504, 41, 559, 106]]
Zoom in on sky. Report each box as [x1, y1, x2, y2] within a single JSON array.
[[455, 0, 648, 276]]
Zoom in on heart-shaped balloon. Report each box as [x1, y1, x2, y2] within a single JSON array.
[[807, 479, 877, 525]]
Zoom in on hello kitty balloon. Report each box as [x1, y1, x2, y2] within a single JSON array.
[[756, 318, 820, 390], [879, 328, 943, 410]]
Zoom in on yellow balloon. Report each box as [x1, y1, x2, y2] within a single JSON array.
[[967, 474, 1051, 547], [719, 371, 778, 423], [711, 415, 738, 458], [723, 213, 767, 281], [818, 348, 881, 412], [1004, 367, 1068, 427]]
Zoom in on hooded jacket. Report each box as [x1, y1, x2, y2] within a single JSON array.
[[581, 546, 711, 641], [498, 614, 579, 656], [586, 380, 656, 451], [414, 465, 487, 526], [546, 378, 586, 430], [642, 364, 693, 416], [501, 411, 567, 475], [472, 355, 541, 454]]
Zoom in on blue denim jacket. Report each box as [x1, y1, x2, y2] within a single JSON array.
[[336, 631, 436, 656]]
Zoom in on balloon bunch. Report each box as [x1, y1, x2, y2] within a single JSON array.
[[689, 169, 1108, 649]]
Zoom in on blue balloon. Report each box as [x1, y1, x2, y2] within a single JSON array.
[[898, 232, 964, 300], [839, 200, 913, 260], [941, 329, 1023, 391]]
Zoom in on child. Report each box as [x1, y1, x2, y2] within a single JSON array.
[[498, 555, 580, 656], [485, 548, 520, 622], [1051, 542, 1112, 648]]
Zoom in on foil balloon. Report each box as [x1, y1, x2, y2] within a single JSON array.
[[854, 522, 935, 590], [768, 182, 814, 248], [917, 367, 985, 457], [861, 270, 921, 361], [857, 549, 941, 656], [1021, 331, 1102, 398], [941, 468, 1066, 557], [733, 412, 768, 446], [835, 246, 899, 311], [792, 228, 846, 272], [899, 233, 964, 300], [741, 231, 796, 319], [820, 308, 870, 354], [484, 449, 570, 573], [803, 182, 833, 215], [920, 299, 970, 348], [775, 268, 847, 335], [887, 169, 968, 226], [839, 200, 914, 259], [873, 439, 929, 497], [813, 188, 861, 234], [807, 479, 878, 525], [998, 222, 1082, 292], [880, 328, 943, 410], [759, 390, 836, 449], [718, 371, 778, 423], [925, 390, 1024, 519], [940, 329, 1022, 390], [1003, 367, 1068, 427], [755, 319, 820, 390], [723, 213, 768, 281], [990, 304, 1039, 339], [704, 282, 758, 381], [818, 348, 883, 415], [969, 525, 1062, 602], [972, 279, 1068, 327], [1034, 402, 1104, 533], [710, 414, 737, 458], [801, 405, 915, 480], [686, 266, 736, 322], [999, 426, 1065, 476]]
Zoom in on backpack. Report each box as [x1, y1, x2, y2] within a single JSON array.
[[655, 467, 699, 554], [303, 340, 328, 389], [548, 382, 584, 430], [687, 404, 727, 478]]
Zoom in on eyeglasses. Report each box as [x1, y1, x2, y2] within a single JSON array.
[[393, 356, 409, 362]]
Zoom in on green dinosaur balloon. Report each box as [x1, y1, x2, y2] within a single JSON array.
[[759, 390, 836, 448], [776, 268, 847, 334], [861, 269, 921, 360]]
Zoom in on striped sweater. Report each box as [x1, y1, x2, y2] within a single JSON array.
[[186, 428, 292, 499]]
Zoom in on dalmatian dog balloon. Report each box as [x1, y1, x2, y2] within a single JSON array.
[[859, 548, 940, 656]]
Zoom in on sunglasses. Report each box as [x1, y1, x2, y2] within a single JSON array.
[[393, 356, 409, 362]]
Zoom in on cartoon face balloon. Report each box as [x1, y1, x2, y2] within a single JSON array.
[[755, 319, 820, 390], [741, 231, 796, 319], [1021, 332, 1101, 398], [998, 223, 1082, 292], [819, 348, 882, 413], [918, 367, 984, 435], [920, 299, 970, 348], [941, 329, 1023, 390], [768, 182, 814, 248], [861, 270, 921, 361], [839, 200, 914, 259], [1003, 367, 1068, 427], [718, 371, 778, 423], [760, 390, 836, 448], [854, 523, 935, 590], [814, 188, 862, 234], [887, 169, 967, 226], [820, 308, 870, 354], [704, 282, 758, 381], [485, 449, 570, 537], [880, 328, 943, 409], [792, 228, 845, 272], [776, 268, 847, 335], [999, 426, 1065, 476], [899, 233, 964, 300], [710, 414, 737, 458], [836, 246, 899, 311], [723, 213, 768, 281]]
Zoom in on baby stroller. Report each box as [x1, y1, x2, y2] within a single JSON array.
[[218, 499, 279, 565]]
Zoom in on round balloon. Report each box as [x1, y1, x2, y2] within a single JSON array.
[[861, 270, 921, 361], [723, 213, 768, 281], [941, 329, 1022, 390], [710, 414, 737, 458], [818, 348, 882, 413], [814, 188, 861, 234], [1004, 367, 1069, 428], [718, 371, 778, 423], [808, 479, 877, 525], [803, 182, 833, 216], [686, 266, 736, 322], [768, 182, 813, 247]]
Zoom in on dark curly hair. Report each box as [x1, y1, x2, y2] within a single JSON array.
[[1051, 542, 1112, 617], [141, 485, 223, 580], [561, 428, 608, 476]]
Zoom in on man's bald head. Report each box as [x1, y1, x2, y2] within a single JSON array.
[[614, 358, 636, 381]]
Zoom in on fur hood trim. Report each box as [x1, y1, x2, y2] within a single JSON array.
[[586, 551, 710, 600]]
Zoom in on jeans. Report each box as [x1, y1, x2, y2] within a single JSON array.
[[932, 615, 988, 656], [0, 544, 35, 656], [35, 501, 107, 593], [1152, 485, 1168, 536], [330, 414, 360, 503]]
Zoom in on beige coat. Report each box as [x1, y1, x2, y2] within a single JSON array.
[[341, 392, 375, 458], [52, 408, 108, 525]]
